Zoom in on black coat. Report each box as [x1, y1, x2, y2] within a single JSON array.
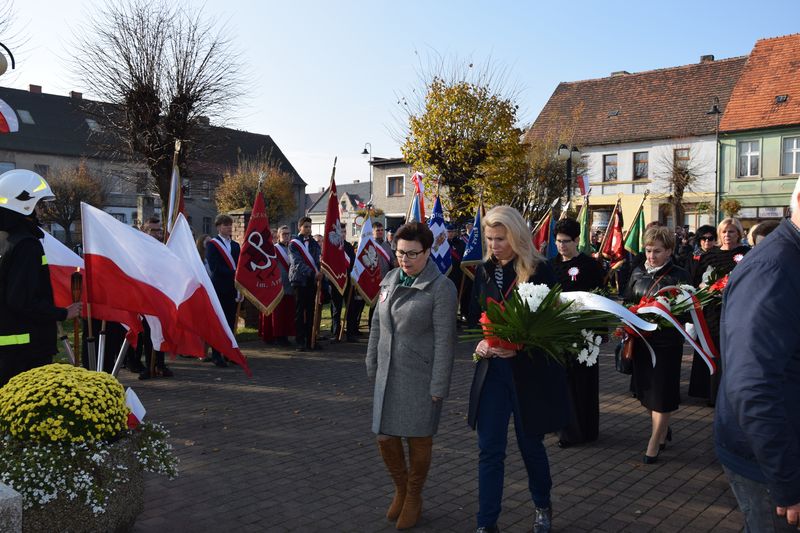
[[549, 253, 605, 292], [467, 258, 569, 436], [0, 223, 67, 385], [206, 236, 241, 301]]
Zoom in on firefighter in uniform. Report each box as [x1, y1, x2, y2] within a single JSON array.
[[0, 169, 81, 387]]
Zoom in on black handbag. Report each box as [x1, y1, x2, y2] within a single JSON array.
[[614, 337, 634, 375]]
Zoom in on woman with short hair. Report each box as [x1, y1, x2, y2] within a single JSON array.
[[625, 226, 689, 464], [468, 206, 564, 533], [366, 222, 457, 530], [549, 217, 606, 448]]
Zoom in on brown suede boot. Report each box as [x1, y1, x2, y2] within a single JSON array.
[[378, 437, 408, 520], [395, 436, 432, 530]]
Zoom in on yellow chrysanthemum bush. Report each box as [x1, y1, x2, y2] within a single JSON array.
[[0, 364, 128, 442], [0, 364, 177, 517]]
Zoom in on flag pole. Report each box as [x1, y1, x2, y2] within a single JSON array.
[[311, 157, 337, 349], [338, 283, 352, 341], [624, 190, 650, 236], [531, 197, 560, 235]]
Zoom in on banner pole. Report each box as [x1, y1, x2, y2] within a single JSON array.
[[111, 338, 130, 378]]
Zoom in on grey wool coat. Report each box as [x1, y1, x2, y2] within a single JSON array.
[[366, 258, 457, 437]]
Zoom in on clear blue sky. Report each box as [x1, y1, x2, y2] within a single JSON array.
[[4, 0, 800, 191]]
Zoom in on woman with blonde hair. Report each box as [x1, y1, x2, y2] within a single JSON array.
[[467, 206, 565, 533], [625, 226, 689, 463], [689, 217, 750, 406]]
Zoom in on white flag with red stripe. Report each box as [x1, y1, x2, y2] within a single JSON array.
[[80, 203, 250, 374], [41, 229, 143, 345]]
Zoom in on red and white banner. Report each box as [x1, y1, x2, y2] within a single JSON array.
[[577, 175, 590, 196], [235, 191, 284, 316], [81, 203, 250, 374], [41, 229, 142, 345], [0, 98, 19, 134], [351, 217, 390, 306], [320, 178, 350, 295]]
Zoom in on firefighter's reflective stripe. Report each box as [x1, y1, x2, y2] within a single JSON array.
[[41, 255, 48, 266], [0, 333, 31, 346]]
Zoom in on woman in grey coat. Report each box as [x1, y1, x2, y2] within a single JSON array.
[[366, 222, 457, 530]]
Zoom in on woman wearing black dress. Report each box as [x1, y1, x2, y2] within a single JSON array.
[[688, 217, 749, 406], [549, 218, 606, 447], [625, 226, 689, 464]]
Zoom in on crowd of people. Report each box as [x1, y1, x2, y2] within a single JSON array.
[[0, 166, 798, 532]]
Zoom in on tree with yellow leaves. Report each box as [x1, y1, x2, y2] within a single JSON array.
[[215, 154, 296, 223]]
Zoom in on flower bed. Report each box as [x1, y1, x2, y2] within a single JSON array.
[[0, 364, 177, 532]]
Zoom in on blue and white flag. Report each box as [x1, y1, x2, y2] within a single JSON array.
[[407, 194, 423, 223], [427, 196, 451, 275], [460, 203, 484, 280]]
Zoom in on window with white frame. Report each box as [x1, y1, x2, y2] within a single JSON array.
[[738, 140, 760, 177], [603, 154, 617, 182], [387, 174, 405, 197], [201, 181, 210, 200], [782, 136, 800, 175], [182, 178, 191, 198]]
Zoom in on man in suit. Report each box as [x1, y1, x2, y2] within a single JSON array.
[[206, 214, 241, 367], [289, 216, 322, 351]]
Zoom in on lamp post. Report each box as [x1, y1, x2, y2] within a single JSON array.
[[361, 142, 372, 204], [557, 144, 581, 213], [0, 42, 16, 76], [707, 97, 722, 223]]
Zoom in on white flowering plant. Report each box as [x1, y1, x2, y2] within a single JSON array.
[[464, 283, 618, 365], [0, 365, 178, 515]]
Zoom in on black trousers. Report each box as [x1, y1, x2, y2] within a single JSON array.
[[136, 318, 165, 370], [346, 296, 365, 336], [293, 284, 316, 347], [330, 285, 345, 337]]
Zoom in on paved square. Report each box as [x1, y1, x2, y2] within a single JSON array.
[[121, 336, 742, 532]]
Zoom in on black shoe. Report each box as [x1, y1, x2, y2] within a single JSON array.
[[659, 427, 673, 451], [533, 506, 552, 533], [476, 527, 500, 533], [295, 346, 308, 352], [643, 452, 660, 464], [138, 369, 151, 380], [212, 356, 228, 368], [157, 366, 174, 377], [557, 440, 573, 448]]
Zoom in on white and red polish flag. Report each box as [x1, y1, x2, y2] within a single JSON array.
[[80, 203, 251, 374], [41, 229, 142, 344]]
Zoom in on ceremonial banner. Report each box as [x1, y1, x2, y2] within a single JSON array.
[[81, 204, 250, 374], [461, 202, 485, 280], [234, 191, 284, 315], [351, 217, 389, 305], [411, 172, 426, 219], [600, 201, 625, 269], [427, 196, 451, 275], [577, 175, 590, 196], [320, 178, 350, 295], [532, 210, 557, 259], [41, 229, 142, 345], [624, 208, 646, 256], [576, 201, 594, 256]]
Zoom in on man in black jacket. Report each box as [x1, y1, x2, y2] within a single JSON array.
[[716, 177, 800, 530], [0, 170, 81, 386]]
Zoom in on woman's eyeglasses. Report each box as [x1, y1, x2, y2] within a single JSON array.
[[395, 249, 424, 259], [699, 235, 716, 241]]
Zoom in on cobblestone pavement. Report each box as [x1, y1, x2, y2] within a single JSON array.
[[120, 334, 743, 533]]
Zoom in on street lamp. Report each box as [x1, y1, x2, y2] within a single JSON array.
[[557, 144, 581, 212], [0, 42, 16, 76], [361, 142, 372, 203], [707, 97, 722, 223]]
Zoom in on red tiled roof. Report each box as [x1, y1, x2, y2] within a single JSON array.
[[525, 57, 747, 147], [719, 34, 800, 132]]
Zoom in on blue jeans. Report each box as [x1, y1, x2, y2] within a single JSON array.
[[477, 358, 552, 527], [724, 465, 796, 532]]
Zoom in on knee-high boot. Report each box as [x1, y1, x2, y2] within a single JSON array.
[[377, 437, 408, 520], [396, 436, 432, 530]]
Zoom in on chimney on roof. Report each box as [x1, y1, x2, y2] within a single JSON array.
[[700, 55, 715, 63], [197, 116, 210, 126], [352, 179, 360, 184], [69, 91, 82, 100], [29, 84, 42, 94], [610, 71, 630, 77]]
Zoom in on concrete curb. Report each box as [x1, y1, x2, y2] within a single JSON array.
[[0, 481, 22, 533]]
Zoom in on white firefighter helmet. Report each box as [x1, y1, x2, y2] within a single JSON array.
[[0, 169, 55, 215]]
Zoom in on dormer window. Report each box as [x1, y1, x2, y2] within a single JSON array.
[[608, 110, 620, 117], [776, 95, 789, 104]]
